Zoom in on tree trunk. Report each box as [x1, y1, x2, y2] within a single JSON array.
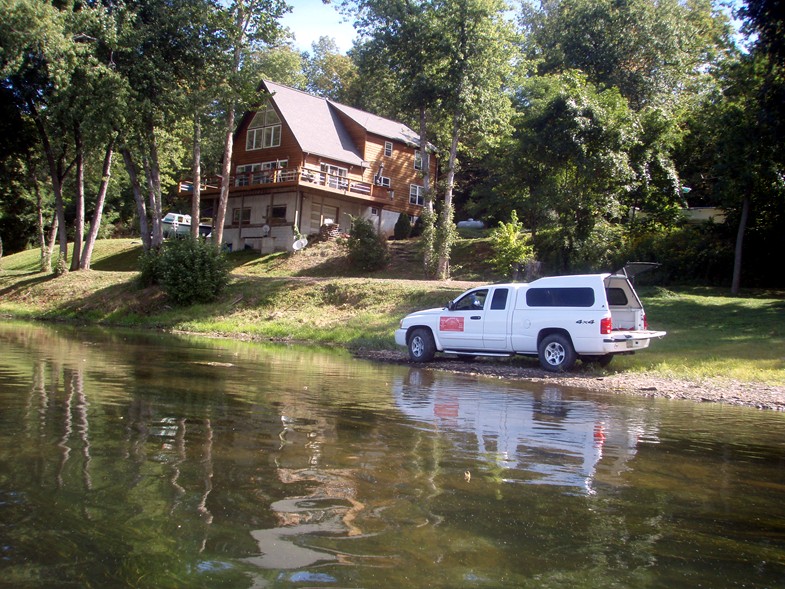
[[34, 172, 46, 269], [214, 2, 250, 249], [191, 113, 202, 239], [214, 105, 235, 248], [144, 119, 164, 248], [121, 147, 151, 251], [71, 123, 84, 271], [731, 195, 750, 295], [29, 100, 69, 264], [44, 214, 58, 272], [80, 136, 116, 270], [436, 116, 461, 280], [419, 104, 437, 277]]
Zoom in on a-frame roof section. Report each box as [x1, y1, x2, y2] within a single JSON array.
[[329, 102, 420, 148], [263, 80, 364, 166], [262, 80, 425, 165]]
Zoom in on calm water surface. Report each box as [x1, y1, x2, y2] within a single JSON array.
[[0, 321, 783, 588]]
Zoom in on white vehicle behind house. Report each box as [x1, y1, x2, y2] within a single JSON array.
[[394, 272, 666, 372]]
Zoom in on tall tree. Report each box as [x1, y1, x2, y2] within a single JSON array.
[[349, 0, 445, 276], [347, 0, 515, 278], [678, 52, 784, 293], [303, 36, 358, 101], [504, 72, 637, 271], [430, 0, 516, 278], [213, 0, 289, 249], [2, 0, 126, 270], [521, 0, 731, 110]]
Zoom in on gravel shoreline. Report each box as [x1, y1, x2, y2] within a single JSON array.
[[358, 350, 785, 411]]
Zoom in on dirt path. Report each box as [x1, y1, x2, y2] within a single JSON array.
[[359, 350, 785, 411]]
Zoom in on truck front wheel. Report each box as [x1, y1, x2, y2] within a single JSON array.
[[408, 328, 436, 362], [538, 334, 577, 372]]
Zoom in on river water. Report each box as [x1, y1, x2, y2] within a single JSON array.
[[0, 321, 783, 588]]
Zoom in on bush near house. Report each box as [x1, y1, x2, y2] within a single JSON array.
[[138, 237, 229, 305], [346, 216, 390, 272], [393, 213, 413, 240]]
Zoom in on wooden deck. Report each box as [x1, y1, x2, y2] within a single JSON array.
[[179, 167, 393, 204]]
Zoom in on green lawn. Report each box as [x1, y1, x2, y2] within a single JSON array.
[[2, 239, 783, 385]]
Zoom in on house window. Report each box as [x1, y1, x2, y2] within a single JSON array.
[[232, 207, 251, 225], [267, 204, 287, 224], [236, 163, 260, 186], [246, 102, 281, 150], [414, 149, 428, 171], [375, 175, 391, 187], [320, 163, 348, 189], [261, 159, 288, 170], [236, 160, 289, 186], [384, 141, 393, 157], [409, 184, 424, 206]]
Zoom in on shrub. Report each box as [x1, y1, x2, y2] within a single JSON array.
[[393, 212, 412, 240], [489, 210, 534, 278], [410, 214, 425, 237], [346, 216, 390, 272], [138, 237, 229, 305], [138, 247, 162, 287]]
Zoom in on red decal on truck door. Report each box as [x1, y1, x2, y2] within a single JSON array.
[[440, 316, 465, 332]]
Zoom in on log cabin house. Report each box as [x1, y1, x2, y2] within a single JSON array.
[[180, 80, 437, 253]]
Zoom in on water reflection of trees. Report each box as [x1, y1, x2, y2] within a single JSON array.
[[4, 323, 785, 588]]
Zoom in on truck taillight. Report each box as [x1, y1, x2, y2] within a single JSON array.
[[600, 317, 612, 335], [642, 313, 648, 330]]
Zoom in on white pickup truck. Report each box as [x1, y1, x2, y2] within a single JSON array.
[[394, 272, 666, 372]]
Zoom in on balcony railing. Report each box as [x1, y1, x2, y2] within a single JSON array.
[[180, 167, 376, 198]]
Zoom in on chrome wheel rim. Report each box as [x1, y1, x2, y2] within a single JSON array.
[[544, 342, 565, 366]]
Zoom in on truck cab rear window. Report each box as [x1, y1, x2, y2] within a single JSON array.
[[526, 287, 595, 307]]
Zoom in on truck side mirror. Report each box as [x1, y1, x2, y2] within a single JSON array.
[[446, 301, 455, 311]]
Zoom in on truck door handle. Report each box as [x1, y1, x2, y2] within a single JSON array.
[[470, 316, 481, 320]]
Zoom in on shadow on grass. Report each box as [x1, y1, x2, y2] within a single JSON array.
[[0, 273, 56, 299], [90, 247, 143, 272]]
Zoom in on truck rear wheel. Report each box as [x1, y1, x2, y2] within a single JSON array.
[[408, 328, 436, 362], [538, 334, 577, 372]]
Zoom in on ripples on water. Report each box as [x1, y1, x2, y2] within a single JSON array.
[[0, 322, 783, 588]]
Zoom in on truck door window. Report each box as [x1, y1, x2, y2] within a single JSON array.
[[453, 289, 488, 311], [490, 288, 508, 310]]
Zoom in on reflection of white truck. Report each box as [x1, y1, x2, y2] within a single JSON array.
[[394, 273, 666, 371]]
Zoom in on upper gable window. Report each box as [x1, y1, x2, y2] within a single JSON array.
[[247, 102, 281, 150], [384, 141, 393, 157], [414, 149, 428, 171]]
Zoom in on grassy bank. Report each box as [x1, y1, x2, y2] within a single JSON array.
[[2, 238, 783, 385]]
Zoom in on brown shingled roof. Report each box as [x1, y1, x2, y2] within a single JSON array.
[[262, 80, 426, 167]]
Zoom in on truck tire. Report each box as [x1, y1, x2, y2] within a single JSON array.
[[408, 328, 436, 362], [538, 333, 577, 372]]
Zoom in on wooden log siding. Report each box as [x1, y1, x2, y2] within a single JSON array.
[[178, 85, 437, 219], [364, 135, 437, 217]]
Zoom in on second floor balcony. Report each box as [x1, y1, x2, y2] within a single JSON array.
[[179, 166, 392, 203]]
